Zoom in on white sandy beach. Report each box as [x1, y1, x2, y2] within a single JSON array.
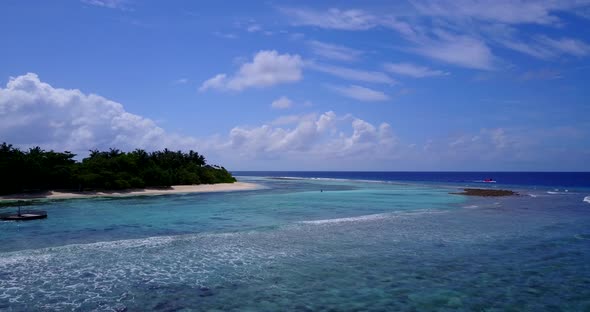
[[0, 182, 262, 201]]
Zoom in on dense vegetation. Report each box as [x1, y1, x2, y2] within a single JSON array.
[[0, 143, 236, 195]]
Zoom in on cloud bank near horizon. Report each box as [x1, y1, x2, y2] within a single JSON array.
[[1, 73, 585, 170]]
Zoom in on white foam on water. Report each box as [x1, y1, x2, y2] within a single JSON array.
[[298, 210, 446, 225], [547, 189, 574, 195], [584, 196, 590, 204], [272, 176, 405, 185], [298, 213, 392, 224], [1, 230, 255, 256], [0, 230, 297, 310], [526, 193, 554, 198]]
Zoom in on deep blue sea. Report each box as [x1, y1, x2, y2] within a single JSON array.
[[234, 171, 590, 189], [1, 172, 590, 311]]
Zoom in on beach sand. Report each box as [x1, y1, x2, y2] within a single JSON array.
[[0, 182, 262, 201]]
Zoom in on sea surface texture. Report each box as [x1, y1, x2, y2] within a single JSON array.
[[1, 172, 589, 311]]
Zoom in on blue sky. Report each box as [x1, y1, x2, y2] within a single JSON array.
[[0, 0, 589, 170]]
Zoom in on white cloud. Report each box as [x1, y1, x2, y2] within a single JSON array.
[[172, 78, 189, 85], [414, 2, 590, 61], [271, 96, 293, 109], [220, 111, 396, 159], [443, 128, 517, 157], [413, 33, 497, 70], [81, 0, 126, 9], [281, 3, 590, 70], [383, 18, 499, 70], [330, 85, 389, 102], [247, 25, 262, 32], [307, 40, 364, 61], [281, 7, 378, 30], [489, 25, 590, 59], [199, 50, 304, 91], [199, 74, 227, 91], [410, 0, 588, 26], [3, 74, 585, 171], [496, 38, 556, 59], [281, 7, 498, 70], [386, 23, 498, 70], [384, 62, 449, 78], [536, 36, 590, 57], [0, 73, 199, 154], [0, 74, 399, 169], [406, 3, 590, 64], [309, 63, 396, 84]]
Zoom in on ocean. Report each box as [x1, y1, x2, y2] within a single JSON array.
[[234, 171, 590, 188], [1, 172, 589, 311]]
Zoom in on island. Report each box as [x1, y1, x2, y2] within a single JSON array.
[[0, 142, 252, 200]]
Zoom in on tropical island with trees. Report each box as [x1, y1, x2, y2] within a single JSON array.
[[0, 142, 238, 196]]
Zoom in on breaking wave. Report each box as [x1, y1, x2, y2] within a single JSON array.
[[298, 210, 446, 225], [298, 213, 392, 224], [0, 231, 295, 310]]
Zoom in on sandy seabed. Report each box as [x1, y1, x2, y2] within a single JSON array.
[[0, 182, 262, 201]]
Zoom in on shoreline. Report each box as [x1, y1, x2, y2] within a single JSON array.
[[0, 182, 262, 201]]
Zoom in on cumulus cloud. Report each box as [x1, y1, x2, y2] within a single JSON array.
[[199, 50, 303, 91], [0, 73, 199, 154], [384, 62, 449, 78], [271, 96, 293, 109], [220, 111, 396, 160], [199, 74, 227, 91], [3, 74, 582, 170], [0, 73, 399, 169], [330, 85, 389, 102]]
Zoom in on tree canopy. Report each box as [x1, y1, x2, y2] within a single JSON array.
[[0, 143, 236, 195]]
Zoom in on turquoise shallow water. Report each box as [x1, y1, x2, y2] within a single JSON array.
[[1, 177, 590, 311]]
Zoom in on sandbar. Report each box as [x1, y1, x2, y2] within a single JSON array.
[[0, 182, 262, 201]]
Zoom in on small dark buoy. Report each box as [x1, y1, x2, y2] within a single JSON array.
[[320, 189, 323, 192]]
